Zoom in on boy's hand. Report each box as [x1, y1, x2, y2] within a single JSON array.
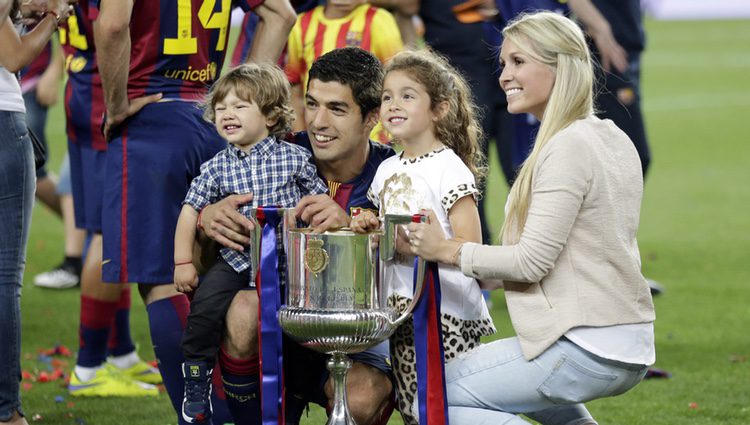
[[174, 264, 199, 293], [350, 210, 380, 233]]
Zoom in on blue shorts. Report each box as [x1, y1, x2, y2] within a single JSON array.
[[68, 143, 105, 232], [102, 101, 225, 284]]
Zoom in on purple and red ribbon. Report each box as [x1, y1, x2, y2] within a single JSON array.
[[411, 215, 450, 425], [256, 207, 285, 425]]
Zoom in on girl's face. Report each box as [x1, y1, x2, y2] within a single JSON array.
[[380, 70, 439, 147], [214, 88, 272, 151], [499, 39, 556, 120]]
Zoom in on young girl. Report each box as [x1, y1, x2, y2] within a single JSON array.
[[351, 49, 495, 425]]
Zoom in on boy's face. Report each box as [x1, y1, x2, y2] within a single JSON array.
[[214, 88, 273, 151]]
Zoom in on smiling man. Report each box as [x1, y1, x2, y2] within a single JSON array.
[[199, 47, 396, 425]]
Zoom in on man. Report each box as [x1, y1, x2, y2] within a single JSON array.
[[92, 0, 295, 422], [62, 0, 163, 399], [199, 47, 395, 425]]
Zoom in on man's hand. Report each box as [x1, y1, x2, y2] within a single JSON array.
[[200, 194, 255, 251], [104, 93, 162, 139], [295, 194, 350, 233]]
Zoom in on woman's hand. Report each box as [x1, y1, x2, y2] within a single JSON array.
[[350, 210, 380, 233]]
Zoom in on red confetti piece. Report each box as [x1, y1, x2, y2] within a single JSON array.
[[149, 360, 158, 368], [37, 372, 50, 383], [50, 369, 64, 381], [22, 382, 33, 391], [67, 402, 75, 408], [22, 370, 33, 380], [689, 402, 699, 409], [56, 345, 73, 357]]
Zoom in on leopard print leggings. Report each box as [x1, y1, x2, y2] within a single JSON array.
[[388, 294, 496, 425]]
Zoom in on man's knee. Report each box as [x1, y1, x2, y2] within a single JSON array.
[[326, 363, 392, 425], [223, 290, 259, 359]]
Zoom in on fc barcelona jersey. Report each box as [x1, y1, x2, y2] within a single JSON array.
[[59, 1, 107, 150], [92, 0, 261, 101]]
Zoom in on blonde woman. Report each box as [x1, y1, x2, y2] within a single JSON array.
[[405, 12, 655, 425]]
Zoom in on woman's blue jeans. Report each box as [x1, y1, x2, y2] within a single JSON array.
[[0, 110, 35, 421], [445, 337, 649, 425]]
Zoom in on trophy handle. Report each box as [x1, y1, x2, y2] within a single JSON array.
[[382, 214, 427, 328]]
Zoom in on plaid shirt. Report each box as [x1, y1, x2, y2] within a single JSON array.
[[184, 136, 327, 273]]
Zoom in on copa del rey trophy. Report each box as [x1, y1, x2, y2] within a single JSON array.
[[278, 214, 426, 425]]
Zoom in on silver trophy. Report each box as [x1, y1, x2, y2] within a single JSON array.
[[278, 214, 426, 425]]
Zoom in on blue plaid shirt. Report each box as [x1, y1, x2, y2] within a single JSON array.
[[184, 136, 327, 273]]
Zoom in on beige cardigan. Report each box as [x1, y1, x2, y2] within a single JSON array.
[[461, 116, 655, 360]]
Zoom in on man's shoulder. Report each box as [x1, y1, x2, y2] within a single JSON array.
[[368, 140, 396, 164]]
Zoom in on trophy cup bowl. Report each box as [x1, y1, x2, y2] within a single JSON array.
[[278, 215, 424, 425]]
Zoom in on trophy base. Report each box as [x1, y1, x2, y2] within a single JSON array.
[[278, 308, 398, 354]]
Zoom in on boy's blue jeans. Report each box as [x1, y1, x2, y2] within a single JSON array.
[[0, 110, 35, 421], [445, 337, 648, 425]]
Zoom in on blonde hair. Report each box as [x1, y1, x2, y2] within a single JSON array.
[[501, 12, 595, 243], [203, 63, 295, 137], [384, 49, 487, 187]]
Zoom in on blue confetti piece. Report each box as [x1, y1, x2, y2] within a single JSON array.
[[54, 395, 64, 403]]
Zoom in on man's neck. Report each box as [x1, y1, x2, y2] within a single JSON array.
[[318, 140, 370, 183]]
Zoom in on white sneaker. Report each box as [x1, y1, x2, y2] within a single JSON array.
[[34, 266, 80, 289]]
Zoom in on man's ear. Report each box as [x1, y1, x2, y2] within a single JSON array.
[[364, 109, 379, 133], [433, 100, 449, 121]]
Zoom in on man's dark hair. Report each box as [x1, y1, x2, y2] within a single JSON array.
[[307, 47, 384, 119]]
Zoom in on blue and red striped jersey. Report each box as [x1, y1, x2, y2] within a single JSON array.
[[95, 0, 261, 101], [59, 1, 107, 150]]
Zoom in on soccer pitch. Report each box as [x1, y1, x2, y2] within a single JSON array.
[[19, 18, 750, 424]]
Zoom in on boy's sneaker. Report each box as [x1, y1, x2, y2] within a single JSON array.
[[110, 358, 163, 385], [182, 361, 213, 423], [69, 364, 159, 397], [33, 263, 80, 289]]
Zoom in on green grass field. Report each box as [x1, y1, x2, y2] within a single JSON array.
[[18, 18, 750, 424]]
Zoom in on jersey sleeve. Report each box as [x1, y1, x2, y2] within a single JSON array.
[[439, 154, 479, 213], [371, 8, 403, 63]]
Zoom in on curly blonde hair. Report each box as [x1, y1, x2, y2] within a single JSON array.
[[384, 49, 487, 187], [203, 63, 295, 137]]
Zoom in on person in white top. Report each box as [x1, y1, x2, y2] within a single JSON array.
[[405, 12, 656, 425], [0, 1, 74, 424], [351, 48, 496, 425]]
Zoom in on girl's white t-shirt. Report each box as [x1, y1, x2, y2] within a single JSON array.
[[368, 148, 490, 321]]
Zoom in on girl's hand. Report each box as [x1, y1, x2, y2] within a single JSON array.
[[350, 210, 380, 233], [406, 209, 457, 264], [174, 263, 199, 293]]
